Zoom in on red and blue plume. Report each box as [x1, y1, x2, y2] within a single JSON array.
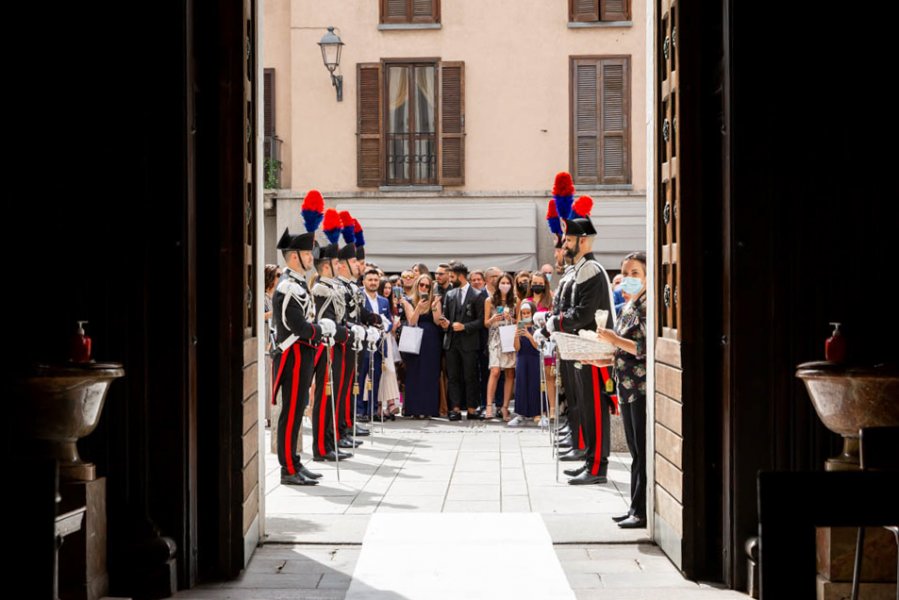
[[301, 189, 325, 233], [552, 172, 575, 220], [322, 208, 342, 244], [353, 219, 365, 248], [571, 195, 594, 219], [546, 200, 562, 236], [338, 210, 355, 244]]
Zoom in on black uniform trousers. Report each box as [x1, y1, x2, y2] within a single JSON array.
[[333, 342, 356, 438], [446, 341, 480, 411], [273, 343, 316, 474], [574, 363, 613, 476], [621, 394, 647, 518], [312, 343, 337, 458], [559, 359, 585, 450]]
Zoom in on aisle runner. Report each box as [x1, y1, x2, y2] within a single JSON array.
[[346, 513, 575, 600]]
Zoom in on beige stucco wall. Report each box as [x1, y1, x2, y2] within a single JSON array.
[[263, 0, 293, 186], [267, 0, 645, 194]]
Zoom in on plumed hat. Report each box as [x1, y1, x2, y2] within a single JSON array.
[[562, 196, 596, 237], [354, 218, 366, 260]]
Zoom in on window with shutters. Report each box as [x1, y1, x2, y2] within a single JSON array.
[[570, 56, 631, 185], [569, 0, 631, 23], [381, 0, 440, 24], [357, 60, 464, 187]]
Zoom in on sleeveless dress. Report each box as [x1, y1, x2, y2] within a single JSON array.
[[400, 311, 442, 416]]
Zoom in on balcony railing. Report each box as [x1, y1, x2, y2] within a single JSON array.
[[264, 135, 282, 189]]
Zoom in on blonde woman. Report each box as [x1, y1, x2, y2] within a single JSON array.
[[399, 274, 443, 418]]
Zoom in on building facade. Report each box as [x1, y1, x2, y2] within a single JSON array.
[[263, 0, 646, 272]]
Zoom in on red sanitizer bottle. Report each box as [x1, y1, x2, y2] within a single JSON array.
[[71, 320, 92, 363], [825, 322, 845, 364]]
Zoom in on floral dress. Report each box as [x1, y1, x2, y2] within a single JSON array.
[[613, 293, 647, 403]]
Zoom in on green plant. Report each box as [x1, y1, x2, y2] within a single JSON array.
[[264, 158, 282, 189]]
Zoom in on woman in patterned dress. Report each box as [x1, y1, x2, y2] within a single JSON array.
[[597, 251, 648, 528]]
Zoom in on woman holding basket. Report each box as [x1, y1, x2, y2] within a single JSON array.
[[596, 251, 647, 529]]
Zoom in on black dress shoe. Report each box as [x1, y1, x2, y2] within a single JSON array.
[[564, 465, 587, 477], [338, 438, 360, 449], [557, 435, 574, 449], [559, 449, 587, 462], [448, 412, 462, 421], [354, 426, 370, 436], [617, 516, 646, 529], [313, 450, 352, 462], [611, 513, 631, 523], [299, 465, 323, 479], [466, 412, 484, 420], [568, 472, 608, 485], [281, 472, 319, 486], [358, 415, 371, 423]]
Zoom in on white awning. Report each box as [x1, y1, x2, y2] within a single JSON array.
[[335, 202, 538, 273]]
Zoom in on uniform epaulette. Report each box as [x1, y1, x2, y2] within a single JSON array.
[[575, 260, 602, 283]]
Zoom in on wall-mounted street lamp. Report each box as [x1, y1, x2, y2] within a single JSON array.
[[318, 26, 344, 102]]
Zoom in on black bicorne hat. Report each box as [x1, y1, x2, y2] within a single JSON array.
[[290, 231, 316, 252], [561, 217, 597, 237], [337, 242, 356, 260]]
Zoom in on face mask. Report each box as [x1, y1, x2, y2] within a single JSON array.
[[499, 283, 512, 294], [621, 277, 643, 295], [530, 284, 545, 294], [517, 282, 528, 294], [521, 317, 533, 324], [544, 273, 552, 282]]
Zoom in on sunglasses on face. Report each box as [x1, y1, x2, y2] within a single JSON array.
[[419, 284, 431, 289]]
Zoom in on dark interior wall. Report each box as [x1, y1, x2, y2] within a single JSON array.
[[7, 2, 203, 596], [722, 1, 899, 587]]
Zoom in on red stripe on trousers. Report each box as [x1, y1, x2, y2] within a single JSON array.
[[590, 366, 603, 476], [283, 345, 301, 475], [271, 348, 290, 405], [344, 351, 355, 428], [578, 424, 585, 450], [317, 347, 330, 456], [336, 343, 347, 431]]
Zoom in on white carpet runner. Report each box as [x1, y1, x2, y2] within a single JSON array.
[[346, 512, 575, 599]]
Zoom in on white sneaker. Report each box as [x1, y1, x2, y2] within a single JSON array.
[[538, 416, 549, 427], [507, 415, 524, 427]]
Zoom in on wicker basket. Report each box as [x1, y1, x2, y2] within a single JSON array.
[[551, 332, 615, 364]]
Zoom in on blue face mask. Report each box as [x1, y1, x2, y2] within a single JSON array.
[[620, 277, 643, 295]]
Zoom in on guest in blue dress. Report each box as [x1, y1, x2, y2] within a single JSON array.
[[512, 301, 542, 422], [400, 274, 444, 417]]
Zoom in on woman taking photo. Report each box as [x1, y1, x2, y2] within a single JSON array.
[[483, 273, 517, 420], [597, 251, 648, 529], [400, 274, 443, 418]]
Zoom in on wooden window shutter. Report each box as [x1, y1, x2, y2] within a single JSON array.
[[570, 0, 600, 22], [600, 57, 630, 184], [263, 68, 275, 137], [412, 0, 438, 23], [438, 61, 464, 186], [357, 63, 383, 187], [600, 0, 629, 21], [382, 0, 408, 24], [573, 59, 600, 184]]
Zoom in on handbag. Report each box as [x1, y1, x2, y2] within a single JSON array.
[[398, 325, 424, 355]]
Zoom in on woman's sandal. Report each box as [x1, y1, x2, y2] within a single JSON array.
[[501, 407, 512, 422]]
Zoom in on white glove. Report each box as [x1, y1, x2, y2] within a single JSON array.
[[546, 316, 558, 333], [351, 324, 366, 342], [319, 318, 337, 338], [380, 314, 391, 331], [533, 312, 547, 328], [533, 330, 546, 346], [366, 326, 380, 343]]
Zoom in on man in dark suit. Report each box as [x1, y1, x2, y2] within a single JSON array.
[[440, 263, 485, 420]]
